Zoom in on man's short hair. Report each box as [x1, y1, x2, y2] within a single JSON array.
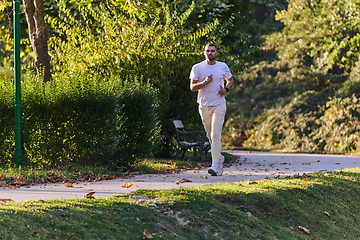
[[205, 43, 217, 50]]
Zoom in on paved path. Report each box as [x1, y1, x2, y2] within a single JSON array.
[[1, 150, 360, 202]]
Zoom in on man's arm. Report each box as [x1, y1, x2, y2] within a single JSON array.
[[190, 75, 213, 91], [219, 76, 234, 95]]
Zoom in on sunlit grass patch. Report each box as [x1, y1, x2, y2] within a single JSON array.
[[132, 158, 181, 174], [1, 168, 360, 239]]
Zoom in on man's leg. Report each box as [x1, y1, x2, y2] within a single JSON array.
[[199, 102, 226, 175], [210, 102, 226, 164], [199, 104, 213, 145]]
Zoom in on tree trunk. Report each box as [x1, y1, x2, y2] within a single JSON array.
[[23, 0, 51, 82]]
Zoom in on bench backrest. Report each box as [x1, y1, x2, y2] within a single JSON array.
[[172, 119, 184, 129]]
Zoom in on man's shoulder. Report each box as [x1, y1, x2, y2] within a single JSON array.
[[215, 61, 229, 67], [193, 60, 207, 68], [193, 61, 206, 68]]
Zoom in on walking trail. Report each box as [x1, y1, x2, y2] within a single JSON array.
[[1, 150, 360, 202]]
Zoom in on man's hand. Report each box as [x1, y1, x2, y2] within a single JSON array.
[[204, 74, 213, 85], [219, 85, 227, 95]]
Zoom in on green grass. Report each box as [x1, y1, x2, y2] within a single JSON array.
[[1, 153, 359, 239]]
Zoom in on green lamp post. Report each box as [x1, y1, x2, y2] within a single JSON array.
[[14, 0, 22, 168]]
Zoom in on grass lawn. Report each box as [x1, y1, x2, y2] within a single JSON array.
[[0, 153, 360, 239]]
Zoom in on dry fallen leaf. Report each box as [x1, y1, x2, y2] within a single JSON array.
[[181, 178, 192, 183], [84, 192, 96, 199], [0, 198, 13, 203], [175, 178, 193, 185], [343, 232, 348, 237], [324, 211, 330, 217], [121, 182, 134, 188], [26, 226, 39, 234], [143, 230, 153, 238], [65, 182, 73, 188], [248, 181, 258, 185], [137, 199, 146, 204], [0, 172, 5, 179], [180, 190, 188, 195], [290, 227, 298, 232], [298, 226, 311, 234], [136, 218, 141, 222]]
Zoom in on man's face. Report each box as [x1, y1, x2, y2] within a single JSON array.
[[204, 46, 217, 61]]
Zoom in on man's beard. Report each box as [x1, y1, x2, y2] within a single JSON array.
[[208, 57, 216, 61]]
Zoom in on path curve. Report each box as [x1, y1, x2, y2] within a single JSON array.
[[1, 150, 360, 202]]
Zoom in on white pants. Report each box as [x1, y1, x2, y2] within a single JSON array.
[[199, 101, 226, 164]]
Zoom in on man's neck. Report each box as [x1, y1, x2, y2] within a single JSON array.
[[206, 59, 216, 65]]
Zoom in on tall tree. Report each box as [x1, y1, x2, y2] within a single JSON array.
[[23, 0, 51, 82]]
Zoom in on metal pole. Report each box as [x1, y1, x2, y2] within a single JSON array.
[[14, 0, 22, 168]]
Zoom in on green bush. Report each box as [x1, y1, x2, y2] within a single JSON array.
[[46, 2, 217, 157], [312, 95, 360, 153], [0, 74, 160, 168], [243, 93, 360, 153], [112, 78, 162, 169], [223, 0, 360, 153], [224, 57, 350, 151], [243, 90, 327, 151], [0, 77, 15, 163]]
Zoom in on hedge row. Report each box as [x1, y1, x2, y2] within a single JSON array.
[[0, 73, 161, 168]]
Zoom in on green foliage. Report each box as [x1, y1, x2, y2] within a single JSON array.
[[0, 0, 33, 68], [313, 95, 360, 152], [167, 0, 284, 70], [243, 90, 328, 151], [112, 78, 162, 169], [223, 0, 360, 153], [47, 1, 214, 79], [0, 73, 160, 168], [46, 2, 217, 157], [223, 58, 345, 147], [272, 0, 360, 72], [0, 76, 15, 163], [228, 61, 360, 152]]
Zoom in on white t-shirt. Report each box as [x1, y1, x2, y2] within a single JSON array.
[[189, 60, 232, 106]]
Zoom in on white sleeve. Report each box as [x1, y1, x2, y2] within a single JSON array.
[[189, 65, 199, 80], [222, 64, 232, 79]]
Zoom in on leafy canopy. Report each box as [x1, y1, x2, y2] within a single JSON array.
[[272, 0, 360, 73]]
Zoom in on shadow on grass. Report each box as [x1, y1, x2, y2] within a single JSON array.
[[1, 169, 360, 239], [134, 169, 360, 239]]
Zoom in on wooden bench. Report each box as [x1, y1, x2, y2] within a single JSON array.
[[170, 119, 210, 162]]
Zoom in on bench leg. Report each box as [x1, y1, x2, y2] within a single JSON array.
[[176, 148, 179, 159], [181, 148, 186, 159], [199, 151, 203, 162]]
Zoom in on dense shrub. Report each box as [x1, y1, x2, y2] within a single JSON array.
[[223, 0, 360, 153], [0, 74, 160, 168], [243, 90, 328, 151], [223, 58, 346, 147], [313, 95, 360, 153], [45, 2, 224, 157], [243, 93, 360, 153], [0, 77, 15, 163]]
